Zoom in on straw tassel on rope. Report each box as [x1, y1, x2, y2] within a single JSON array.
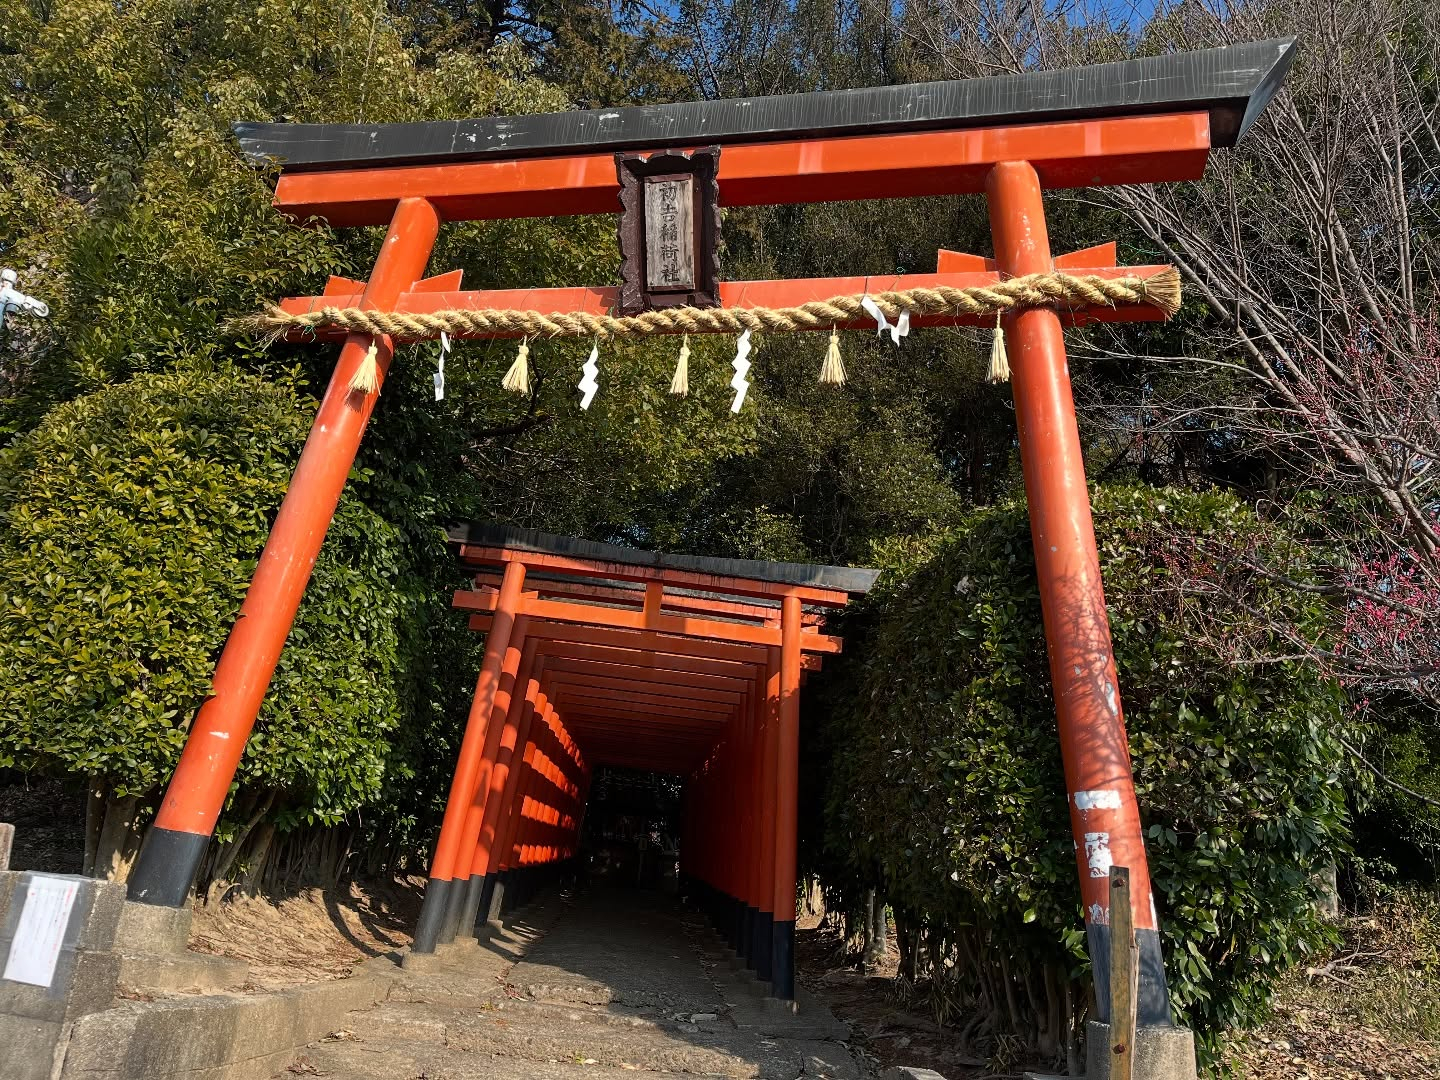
[[502, 338, 531, 394], [349, 342, 382, 395], [987, 312, 1010, 384], [670, 335, 691, 396], [820, 329, 846, 385]]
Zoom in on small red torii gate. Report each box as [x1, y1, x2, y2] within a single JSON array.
[[433, 524, 876, 1000], [123, 37, 1297, 1034]]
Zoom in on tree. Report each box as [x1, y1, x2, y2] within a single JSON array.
[[0, 0, 787, 885], [0, 367, 407, 878], [894, 0, 1440, 701], [392, 0, 693, 105]]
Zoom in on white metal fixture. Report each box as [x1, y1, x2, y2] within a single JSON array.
[[0, 269, 49, 329]]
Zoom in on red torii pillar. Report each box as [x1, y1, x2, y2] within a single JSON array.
[[411, 563, 527, 952], [770, 594, 803, 1000], [126, 197, 441, 907], [463, 645, 543, 937], [442, 625, 534, 947], [988, 162, 1167, 1024], [754, 649, 781, 984]]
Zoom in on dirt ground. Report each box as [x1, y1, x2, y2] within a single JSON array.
[[790, 908, 1440, 1080], [93, 870, 1440, 1077], [187, 877, 423, 989], [792, 913, 1032, 1080], [1222, 1000, 1440, 1080], [1220, 897, 1440, 1080]]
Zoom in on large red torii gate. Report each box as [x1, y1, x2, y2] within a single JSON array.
[[124, 36, 1297, 1039]]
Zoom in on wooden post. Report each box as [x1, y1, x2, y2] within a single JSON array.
[[1109, 866, 1137, 1080]]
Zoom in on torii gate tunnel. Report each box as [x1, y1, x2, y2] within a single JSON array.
[[431, 524, 878, 1000], [125, 38, 1297, 1023]]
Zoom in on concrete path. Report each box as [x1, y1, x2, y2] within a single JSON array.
[[283, 888, 868, 1079]]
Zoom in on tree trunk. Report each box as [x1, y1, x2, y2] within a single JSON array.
[[894, 910, 918, 983], [1065, 978, 1081, 1077], [802, 877, 824, 918], [94, 793, 142, 882], [1313, 863, 1341, 920], [238, 822, 277, 895], [204, 791, 276, 904], [83, 779, 105, 877], [862, 889, 888, 967]]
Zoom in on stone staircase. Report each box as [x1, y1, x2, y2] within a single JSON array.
[[285, 890, 865, 1080]]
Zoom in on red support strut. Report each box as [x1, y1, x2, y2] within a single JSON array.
[[127, 197, 441, 908]]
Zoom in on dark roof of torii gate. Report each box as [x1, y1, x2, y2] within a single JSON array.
[[448, 522, 880, 596], [235, 38, 1296, 173]]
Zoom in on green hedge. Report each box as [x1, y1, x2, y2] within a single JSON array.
[[0, 366, 404, 824], [811, 485, 1351, 1052]]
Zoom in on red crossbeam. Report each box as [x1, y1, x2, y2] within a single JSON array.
[[466, 614, 826, 670], [460, 547, 854, 607], [454, 589, 843, 653], [470, 571, 824, 627], [271, 113, 1211, 227]]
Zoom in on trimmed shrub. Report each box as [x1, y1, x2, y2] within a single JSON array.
[[0, 367, 404, 831], [811, 485, 1351, 1059]]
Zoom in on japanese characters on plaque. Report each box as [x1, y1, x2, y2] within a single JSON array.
[[644, 177, 696, 291]]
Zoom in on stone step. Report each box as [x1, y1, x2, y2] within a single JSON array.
[[439, 1001, 851, 1078], [295, 1035, 737, 1079], [116, 949, 250, 994], [116, 899, 193, 955]]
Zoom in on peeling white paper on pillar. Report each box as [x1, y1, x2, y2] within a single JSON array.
[[1073, 789, 1122, 811], [1083, 831, 1113, 879], [2, 875, 79, 987]]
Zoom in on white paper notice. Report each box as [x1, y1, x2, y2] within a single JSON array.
[[2, 875, 79, 987]]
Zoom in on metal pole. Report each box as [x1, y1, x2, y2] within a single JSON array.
[[985, 161, 1169, 1026], [128, 197, 441, 907]]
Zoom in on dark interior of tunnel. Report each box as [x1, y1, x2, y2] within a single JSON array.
[[579, 766, 683, 891]]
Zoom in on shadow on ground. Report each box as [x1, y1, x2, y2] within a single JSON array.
[[286, 885, 867, 1079]]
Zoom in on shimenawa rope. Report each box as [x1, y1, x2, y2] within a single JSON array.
[[244, 269, 1181, 345]]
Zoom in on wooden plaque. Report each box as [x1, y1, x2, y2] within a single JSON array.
[[616, 147, 719, 314], [644, 177, 696, 289]]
